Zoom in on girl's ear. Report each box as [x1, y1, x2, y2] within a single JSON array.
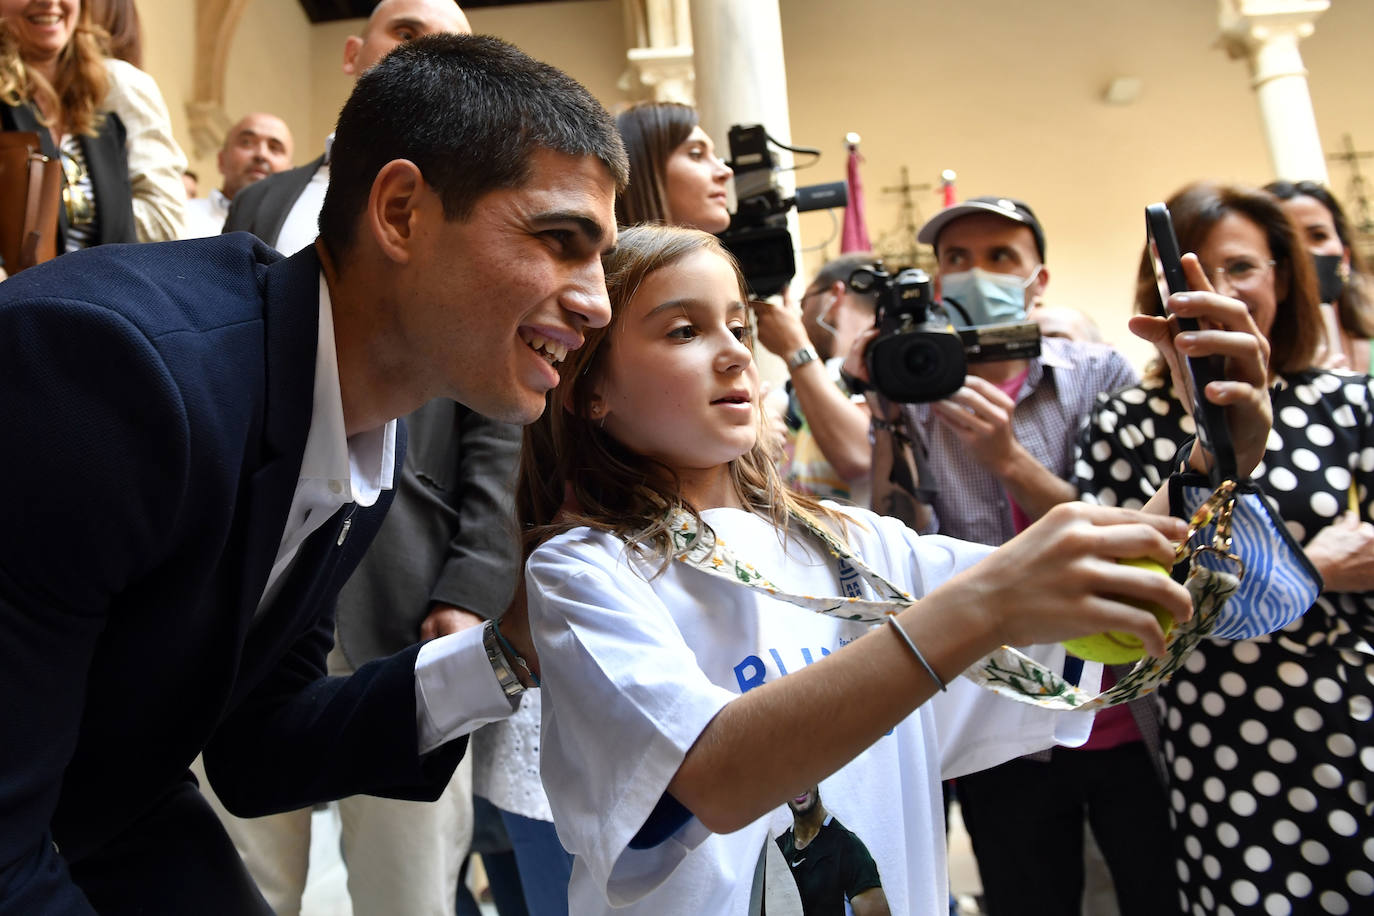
[[563, 385, 608, 421]]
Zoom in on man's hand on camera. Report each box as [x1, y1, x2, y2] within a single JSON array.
[[931, 376, 1019, 473]]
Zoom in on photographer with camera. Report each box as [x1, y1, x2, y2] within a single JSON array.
[[753, 253, 878, 504], [843, 197, 1174, 916]]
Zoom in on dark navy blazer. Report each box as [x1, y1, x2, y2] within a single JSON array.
[[0, 234, 464, 912]]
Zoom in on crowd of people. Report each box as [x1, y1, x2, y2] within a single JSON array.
[[0, 2, 1368, 916]]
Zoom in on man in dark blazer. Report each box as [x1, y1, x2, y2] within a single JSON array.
[[0, 34, 626, 915], [211, 5, 508, 912]]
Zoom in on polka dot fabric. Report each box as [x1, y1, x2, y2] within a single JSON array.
[[1075, 370, 1374, 914]]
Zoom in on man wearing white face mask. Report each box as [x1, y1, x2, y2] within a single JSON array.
[[855, 197, 1172, 916]]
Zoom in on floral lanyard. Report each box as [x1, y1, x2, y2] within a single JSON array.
[[662, 489, 1242, 711]]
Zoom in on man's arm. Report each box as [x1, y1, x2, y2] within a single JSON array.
[[0, 301, 188, 913], [751, 297, 872, 482], [418, 406, 523, 637], [787, 359, 873, 482], [850, 887, 891, 916]]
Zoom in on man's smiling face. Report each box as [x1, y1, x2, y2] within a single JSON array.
[[394, 148, 617, 425]]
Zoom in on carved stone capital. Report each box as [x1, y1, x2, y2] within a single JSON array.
[[1218, 0, 1329, 60], [622, 45, 695, 105]]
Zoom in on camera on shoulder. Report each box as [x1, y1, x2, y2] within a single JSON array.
[[855, 264, 1041, 403], [717, 124, 846, 298]]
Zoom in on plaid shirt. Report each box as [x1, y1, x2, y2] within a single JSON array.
[[898, 336, 1138, 545], [899, 336, 1155, 768]]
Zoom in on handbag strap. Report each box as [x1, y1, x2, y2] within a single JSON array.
[[19, 142, 60, 269]]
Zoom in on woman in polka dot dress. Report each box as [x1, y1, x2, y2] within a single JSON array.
[[1074, 182, 1374, 916]]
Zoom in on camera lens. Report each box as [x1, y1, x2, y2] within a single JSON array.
[[903, 339, 941, 377]]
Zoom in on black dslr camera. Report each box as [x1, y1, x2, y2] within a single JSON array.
[[717, 124, 846, 298], [855, 264, 1041, 403]]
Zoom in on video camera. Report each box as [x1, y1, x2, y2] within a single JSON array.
[[854, 264, 1041, 403], [717, 124, 847, 298]]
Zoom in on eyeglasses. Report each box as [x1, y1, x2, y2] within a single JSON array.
[[1205, 258, 1275, 292]]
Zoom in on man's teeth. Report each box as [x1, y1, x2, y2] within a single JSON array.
[[523, 334, 567, 366]]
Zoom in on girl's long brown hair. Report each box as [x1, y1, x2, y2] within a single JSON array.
[[0, 8, 110, 137], [613, 101, 697, 228], [517, 224, 851, 565]]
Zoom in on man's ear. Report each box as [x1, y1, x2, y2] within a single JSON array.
[[342, 35, 363, 77], [366, 160, 426, 265]]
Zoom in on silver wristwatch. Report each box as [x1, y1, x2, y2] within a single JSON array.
[[482, 620, 525, 701], [788, 345, 819, 371]]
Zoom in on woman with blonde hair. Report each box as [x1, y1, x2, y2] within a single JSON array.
[[0, 0, 136, 254]]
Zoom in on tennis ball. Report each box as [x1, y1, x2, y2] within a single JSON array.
[[1062, 557, 1176, 665]]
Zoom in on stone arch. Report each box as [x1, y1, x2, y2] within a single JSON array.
[[186, 0, 254, 159]]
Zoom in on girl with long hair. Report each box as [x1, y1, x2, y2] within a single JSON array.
[[473, 101, 734, 916], [519, 223, 1277, 915]]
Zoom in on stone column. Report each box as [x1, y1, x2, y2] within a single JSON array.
[[688, 0, 793, 168], [1218, 0, 1330, 183], [690, 0, 800, 384]]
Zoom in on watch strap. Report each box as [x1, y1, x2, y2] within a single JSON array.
[[788, 345, 819, 371], [481, 619, 525, 700]]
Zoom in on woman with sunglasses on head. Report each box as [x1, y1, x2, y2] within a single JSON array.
[[0, 0, 137, 263], [1074, 181, 1374, 915], [1264, 179, 1374, 375]]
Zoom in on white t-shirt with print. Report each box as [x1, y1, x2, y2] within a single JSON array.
[[528, 504, 1097, 916]]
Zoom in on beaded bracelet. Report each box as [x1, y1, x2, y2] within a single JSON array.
[[886, 614, 946, 692]]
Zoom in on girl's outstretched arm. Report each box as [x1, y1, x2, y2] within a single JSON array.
[[668, 503, 1189, 833]]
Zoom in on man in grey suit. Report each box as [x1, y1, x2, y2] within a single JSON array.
[[212, 2, 513, 914]]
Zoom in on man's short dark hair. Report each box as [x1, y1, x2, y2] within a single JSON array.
[[809, 252, 880, 310], [319, 34, 629, 256]]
